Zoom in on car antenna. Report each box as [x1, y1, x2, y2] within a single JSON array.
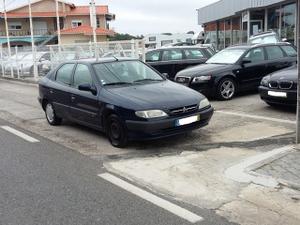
[[112, 56, 119, 61]]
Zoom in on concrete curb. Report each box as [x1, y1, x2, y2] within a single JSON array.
[[0, 77, 38, 87], [225, 146, 296, 189]]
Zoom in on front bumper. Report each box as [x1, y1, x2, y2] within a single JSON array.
[[258, 86, 297, 106], [125, 106, 214, 140]]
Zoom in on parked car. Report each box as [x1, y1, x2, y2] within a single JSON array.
[[249, 31, 283, 45], [146, 46, 214, 80], [38, 58, 214, 148], [259, 65, 297, 106], [175, 43, 297, 100], [5, 52, 51, 76]]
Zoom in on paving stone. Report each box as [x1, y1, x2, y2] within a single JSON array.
[[256, 151, 300, 186]]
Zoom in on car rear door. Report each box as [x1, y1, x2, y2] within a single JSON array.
[[159, 49, 184, 80], [237, 47, 267, 89], [49, 63, 75, 119], [264, 45, 292, 75], [69, 63, 100, 127], [182, 48, 208, 68]]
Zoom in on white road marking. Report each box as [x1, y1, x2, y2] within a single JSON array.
[[225, 146, 294, 187], [1, 126, 40, 143], [217, 110, 296, 125], [98, 173, 203, 224]]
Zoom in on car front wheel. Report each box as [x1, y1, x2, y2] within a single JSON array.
[[217, 78, 236, 100], [107, 114, 128, 148], [45, 102, 62, 126]]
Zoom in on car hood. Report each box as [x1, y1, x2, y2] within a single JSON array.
[[105, 80, 203, 110], [176, 63, 233, 77], [269, 66, 298, 83]]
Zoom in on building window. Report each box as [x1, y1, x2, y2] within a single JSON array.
[[281, 3, 296, 45], [267, 6, 280, 34], [8, 22, 22, 30], [149, 36, 156, 42], [161, 40, 173, 46], [96, 17, 100, 28], [71, 20, 82, 28], [232, 17, 241, 45]]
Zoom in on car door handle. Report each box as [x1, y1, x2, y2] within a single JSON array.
[[71, 95, 76, 102], [49, 89, 54, 94]]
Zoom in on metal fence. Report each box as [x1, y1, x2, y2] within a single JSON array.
[[0, 39, 145, 81]]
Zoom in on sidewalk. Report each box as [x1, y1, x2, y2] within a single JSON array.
[[254, 147, 300, 191]]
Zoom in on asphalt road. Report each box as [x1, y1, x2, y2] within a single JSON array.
[[0, 118, 235, 225]]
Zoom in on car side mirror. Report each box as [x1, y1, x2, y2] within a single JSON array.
[[78, 83, 97, 95], [241, 59, 252, 66], [162, 73, 169, 79]]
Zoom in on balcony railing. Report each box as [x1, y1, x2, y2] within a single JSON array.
[[0, 29, 56, 37]]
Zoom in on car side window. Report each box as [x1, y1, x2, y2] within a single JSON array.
[[56, 64, 75, 85], [73, 64, 93, 88], [265, 46, 285, 60], [243, 47, 265, 63], [146, 51, 160, 62], [43, 53, 50, 61], [162, 50, 183, 61], [184, 49, 205, 59], [280, 46, 297, 57]]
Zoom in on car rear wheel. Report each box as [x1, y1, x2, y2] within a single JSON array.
[[217, 78, 236, 100], [45, 102, 62, 126], [107, 114, 128, 148]]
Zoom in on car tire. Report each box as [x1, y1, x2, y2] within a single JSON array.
[[45, 102, 62, 126], [216, 78, 236, 100], [107, 114, 128, 148]]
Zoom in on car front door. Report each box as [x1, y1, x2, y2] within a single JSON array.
[[264, 45, 291, 75], [69, 63, 100, 127], [50, 63, 75, 119], [159, 49, 184, 80], [236, 47, 267, 89]]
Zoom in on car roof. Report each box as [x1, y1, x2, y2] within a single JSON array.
[[62, 57, 138, 64], [226, 42, 292, 50], [147, 46, 208, 52]]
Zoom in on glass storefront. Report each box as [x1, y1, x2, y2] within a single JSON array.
[[225, 19, 231, 47], [281, 3, 296, 45], [267, 6, 280, 35], [217, 22, 225, 49], [232, 17, 241, 45]]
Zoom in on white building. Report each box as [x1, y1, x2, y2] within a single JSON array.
[[144, 33, 194, 49]]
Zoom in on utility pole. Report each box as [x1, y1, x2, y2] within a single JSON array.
[[90, 0, 98, 60], [296, 0, 300, 143], [55, 0, 61, 51], [28, 0, 38, 80], [3, 0, 13, 77]]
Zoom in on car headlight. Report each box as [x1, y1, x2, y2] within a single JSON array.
[[199, 98, 210, 109], [261, 75, 271, 87], [192, 75, 211, 83], [135, 110, 168, 119]]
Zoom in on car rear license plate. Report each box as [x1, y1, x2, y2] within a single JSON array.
[[175, 115, 200, 126], [268, 91, 287, 98]]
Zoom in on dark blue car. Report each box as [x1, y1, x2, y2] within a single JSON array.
[[38, 58, 214, 147]]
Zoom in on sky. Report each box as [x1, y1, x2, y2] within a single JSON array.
[[0, 0, 219, 35]]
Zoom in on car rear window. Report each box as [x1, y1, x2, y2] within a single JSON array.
[[281, 45, 297, 57], [265, 46, 285, 60]]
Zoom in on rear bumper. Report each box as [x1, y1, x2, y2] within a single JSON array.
[[258, 86, 297, 106], [125, 106, 214, 140]]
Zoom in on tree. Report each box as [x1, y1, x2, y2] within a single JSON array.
[[109, 33, 143, 41]]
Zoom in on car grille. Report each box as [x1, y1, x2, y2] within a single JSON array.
[[269, 80, 294, 90], [176, 76, 191, 85], [169, 104, 198, 115]]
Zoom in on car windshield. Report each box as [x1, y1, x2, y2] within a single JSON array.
[[93, 60, 164, 86], [206, 48, 246, 64]]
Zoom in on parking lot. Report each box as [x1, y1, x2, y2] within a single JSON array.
[[0, 78, 299, 225]]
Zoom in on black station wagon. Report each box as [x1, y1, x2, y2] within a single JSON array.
[[38, 58, 214, 147], [146, 46, 214, 80]]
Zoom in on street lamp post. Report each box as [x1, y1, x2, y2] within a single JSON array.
[[2, 0, 13, 77], [28, 0, 38, 80], [296, 0, 300, 143]]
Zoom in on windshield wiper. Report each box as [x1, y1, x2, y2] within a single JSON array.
[[133, 78, 163, 83], [103, 82, 133, 86]]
